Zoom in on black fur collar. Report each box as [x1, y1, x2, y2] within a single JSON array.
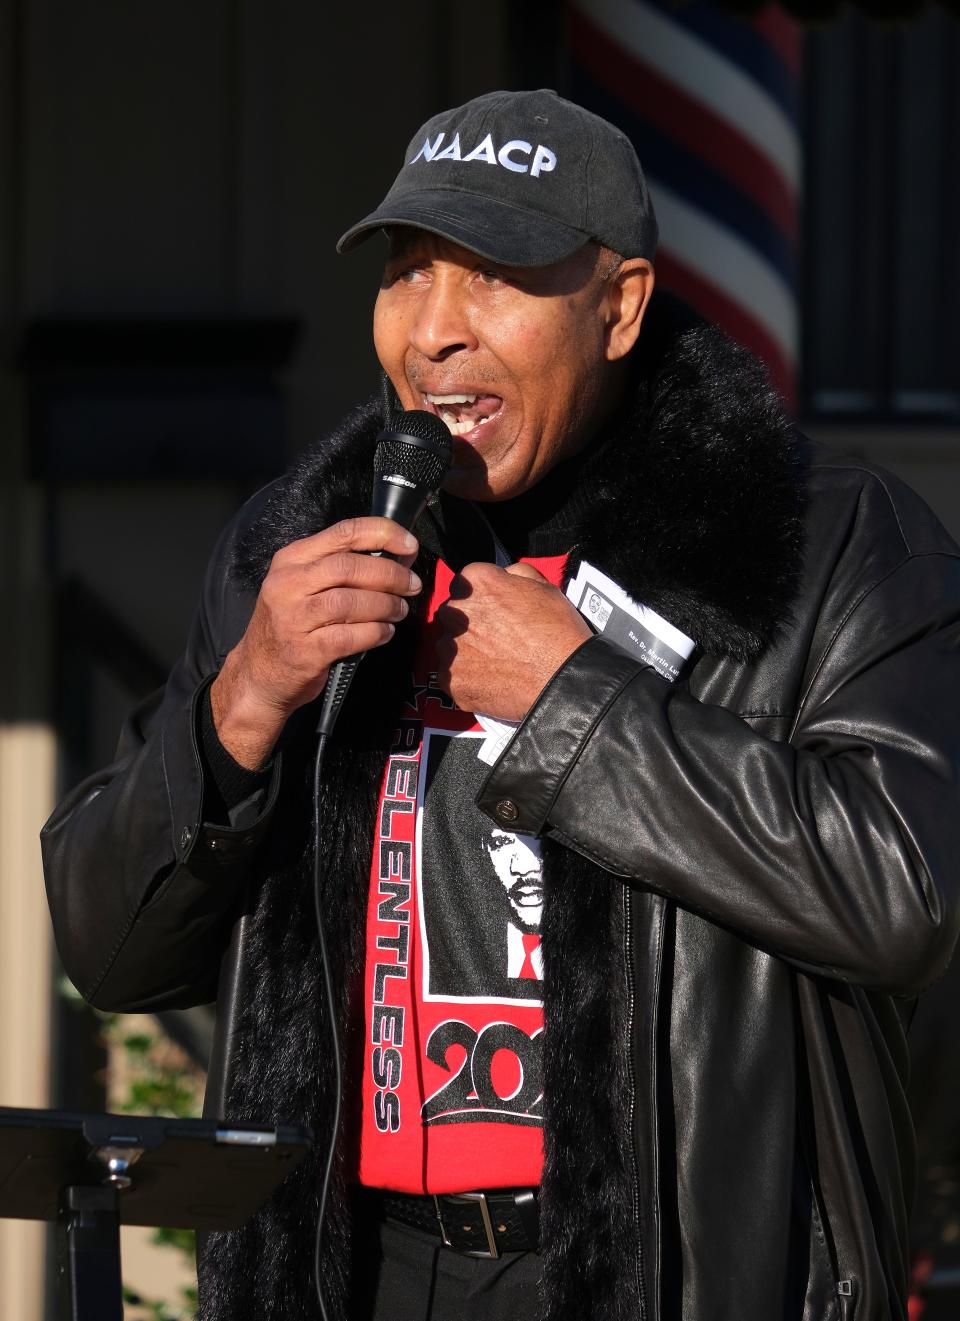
[[234, 294, 806, 662]]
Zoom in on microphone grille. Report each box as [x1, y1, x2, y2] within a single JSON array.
[[374, 410, 452, 490], [387, 409, 453, 453]]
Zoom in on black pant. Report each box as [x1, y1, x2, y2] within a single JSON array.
[[350, 1215, 542, 1320]]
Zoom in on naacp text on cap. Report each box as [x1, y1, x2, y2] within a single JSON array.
[[410, 131, 557, 179]]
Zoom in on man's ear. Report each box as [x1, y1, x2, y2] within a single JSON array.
[[605, 258, 655, 362]]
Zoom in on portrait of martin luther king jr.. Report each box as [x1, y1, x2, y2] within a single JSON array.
[[419, 732, 544, 1001]]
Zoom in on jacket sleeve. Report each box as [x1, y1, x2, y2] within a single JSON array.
[[478, 551, 960, 995], [41, 511, 279, 1012]]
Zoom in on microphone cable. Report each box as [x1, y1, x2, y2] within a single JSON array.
[[310, 410, 451, 1320], [311, 730, 338, 1321]]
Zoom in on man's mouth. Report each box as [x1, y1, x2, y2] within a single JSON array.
[[423, 392, 503, 438]]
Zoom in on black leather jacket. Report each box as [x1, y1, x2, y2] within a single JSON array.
[[42, 309, 960, 1321]]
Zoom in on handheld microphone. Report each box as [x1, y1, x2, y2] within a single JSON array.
[[315, 410, 452, 736], [370, 409, 453, 525]]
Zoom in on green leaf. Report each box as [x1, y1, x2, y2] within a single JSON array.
[[123, 1033, 154, 1054], [151, 1225, 196, 1258]]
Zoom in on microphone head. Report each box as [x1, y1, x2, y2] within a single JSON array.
[[373, 410, 452, 494]]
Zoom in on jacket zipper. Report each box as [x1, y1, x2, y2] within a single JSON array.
[[623, 885, 648, 1320]]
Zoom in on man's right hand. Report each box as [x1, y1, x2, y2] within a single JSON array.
[[210, 517, 421, 769]]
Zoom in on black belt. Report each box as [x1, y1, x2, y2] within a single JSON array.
[[367, 1188, 539, 1258]]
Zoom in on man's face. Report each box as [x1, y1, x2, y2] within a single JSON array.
[[484, 828, 543, 931], [373, 232, 627, 501]]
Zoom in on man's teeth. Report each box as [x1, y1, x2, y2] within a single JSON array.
[[424, 394, 498, 436], [440, 411, 494, 437]]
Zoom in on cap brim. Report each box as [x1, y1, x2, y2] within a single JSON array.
[[336, 189, 592, 268]]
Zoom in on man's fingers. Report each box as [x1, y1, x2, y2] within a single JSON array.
[[315, 620, 397, 659], [453, 561, 549, 591], [274, 517, 419, 565], [435, 601, 468, 638], [448, 561, 502, 599], [306, 587, 410, 627], [321, 516, 418, 558], [504, 562, 548, 582], [302, 551, 422, 597]]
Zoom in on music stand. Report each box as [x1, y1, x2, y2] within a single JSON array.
[[0, 1105, 312, 1321]]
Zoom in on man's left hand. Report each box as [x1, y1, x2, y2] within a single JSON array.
[[435, 562, 592, 721]]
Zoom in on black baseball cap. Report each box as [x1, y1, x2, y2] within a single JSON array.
[[337, 88, 658, 268]]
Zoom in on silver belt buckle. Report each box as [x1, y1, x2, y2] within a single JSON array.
[[433, 1191, 500, 1259]]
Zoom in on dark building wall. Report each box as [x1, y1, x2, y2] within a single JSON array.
[[9, 2, 511, 447]]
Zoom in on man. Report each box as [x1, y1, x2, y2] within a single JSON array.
[[42, 89, 960, 1321]]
